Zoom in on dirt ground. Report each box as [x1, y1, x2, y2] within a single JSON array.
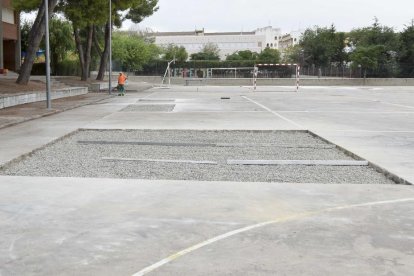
[[54, 76, 107, 87], [0, 93, 114, 129], [0, 76, 114, 128], [0, 76, 107, 95], [0, 79, 51, 95]]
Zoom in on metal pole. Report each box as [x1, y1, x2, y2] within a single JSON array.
[[108, 0, 112, 94], [44, 0, 52, 109], [296, 65, 300, 92], [0, 0, 4, 69]]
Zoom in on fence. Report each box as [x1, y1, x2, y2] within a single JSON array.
[[137, 61, 413, 79], [299, 63, 413, 78]]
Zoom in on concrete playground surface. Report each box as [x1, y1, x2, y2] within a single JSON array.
[[0, 83, 414, 275]]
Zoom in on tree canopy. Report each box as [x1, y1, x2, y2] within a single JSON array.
[[226, 50, 258, 61], [398, 21, 414, 77], [162, 44, 188, 62], [299, 25, 347, 67], [12, 0, 42, 12], [190, 43, 221, 61], [257, 48, 281, 63], [348, 18, 400, 77], [112, 32, 160, 72]]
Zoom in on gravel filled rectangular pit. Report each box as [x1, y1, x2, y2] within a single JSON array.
[[0, 130, 395, 184], [121, 104, 175, 112]]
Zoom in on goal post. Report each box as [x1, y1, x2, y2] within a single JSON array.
[[161, 58, 176, 87], [253, 63, 300, 92]]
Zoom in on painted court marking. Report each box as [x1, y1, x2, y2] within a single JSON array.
[[132, 197, 414, 276], [241, 96, 304, 129]]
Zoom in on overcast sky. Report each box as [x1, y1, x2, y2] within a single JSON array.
[[124, 0, 414, 33]]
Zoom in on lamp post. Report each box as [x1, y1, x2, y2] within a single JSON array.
[[108, 0, 112, 94], [45, 0, 51, 109]]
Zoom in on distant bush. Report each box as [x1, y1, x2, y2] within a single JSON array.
[[55, 59, 81, 76], [30, 60, 81, 76], [31, 63, 46, 75]]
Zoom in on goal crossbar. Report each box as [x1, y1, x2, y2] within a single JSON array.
[[254, 63, 301, 92]]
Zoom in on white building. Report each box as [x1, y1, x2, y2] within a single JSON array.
[[153, 26, 284, 60], [279, 30, 302, 51]]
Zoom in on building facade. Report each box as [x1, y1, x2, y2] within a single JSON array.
[[278, 30, 302, 51], [154, 26, 284, 60], [0, 0, 20, 71]]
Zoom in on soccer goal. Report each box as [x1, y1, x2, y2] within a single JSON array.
[[160, 58, 176, 88], [253, 63, 300, 92]]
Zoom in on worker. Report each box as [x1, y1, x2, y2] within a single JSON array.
[[117, 72, 127, 96]]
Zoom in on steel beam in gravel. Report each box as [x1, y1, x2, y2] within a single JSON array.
[[227, 160, 369, 166], [102, 157, 218, 165], [78, 140, 335, 149], [78, 141, 215, 147]]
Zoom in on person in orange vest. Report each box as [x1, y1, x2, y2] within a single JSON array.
[[117, 72, 127, 96]]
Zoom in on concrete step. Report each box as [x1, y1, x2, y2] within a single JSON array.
[[0, 87, 89, 109]]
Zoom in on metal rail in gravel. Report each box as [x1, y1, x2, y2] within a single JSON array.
[[138, 99, 176, 102], [103, 158, 368, 166], [102, 157, 218, 165], [78, 141, 216, 147], [78, 140, 335, 149], [227, 160, 369, 166]]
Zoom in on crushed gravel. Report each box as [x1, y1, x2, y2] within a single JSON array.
[[0, 130, 395, 184]]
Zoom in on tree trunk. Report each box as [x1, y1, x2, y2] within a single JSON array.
[[83, 25, 94, 81], [74, 25, 94, 81], [16, 0, 58, 85], [74, 28, 86, 80], [96, 22, 110, 81], [92, 25, 103, 58]]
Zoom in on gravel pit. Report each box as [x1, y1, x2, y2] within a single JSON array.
[[0, 129, 396, 184], [121, 104, 175, 112]]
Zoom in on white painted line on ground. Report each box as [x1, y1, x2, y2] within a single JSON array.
[[138, 98, 176, 102], [168, 111, 267, 113], [279, 111, 414, 114], [227, 160, 369, 166], [102, 157, 217, 165], [132, 197, 414, 276], [241, 96, 304, 129], [328, 130, 414, 133]]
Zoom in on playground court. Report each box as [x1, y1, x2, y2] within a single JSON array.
[[0, 84, 413, 275]]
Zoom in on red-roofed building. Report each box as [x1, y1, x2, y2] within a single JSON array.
[[1, 0, 20, 72]]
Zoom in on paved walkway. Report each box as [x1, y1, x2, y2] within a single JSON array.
[[0, 84, 413, 275]]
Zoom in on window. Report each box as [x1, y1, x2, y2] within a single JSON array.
[[2, 8, 15, 24]]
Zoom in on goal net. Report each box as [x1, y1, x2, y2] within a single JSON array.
[[253, 64, 300, 92], [207, 67, 254, 79]]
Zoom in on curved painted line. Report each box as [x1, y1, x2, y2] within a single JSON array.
[[132, 197, 414, 276]]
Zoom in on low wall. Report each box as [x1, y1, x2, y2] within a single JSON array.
[[90, 82, 118, 92], [0, 87, 88, 109], [128, 76, 414, 86]]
